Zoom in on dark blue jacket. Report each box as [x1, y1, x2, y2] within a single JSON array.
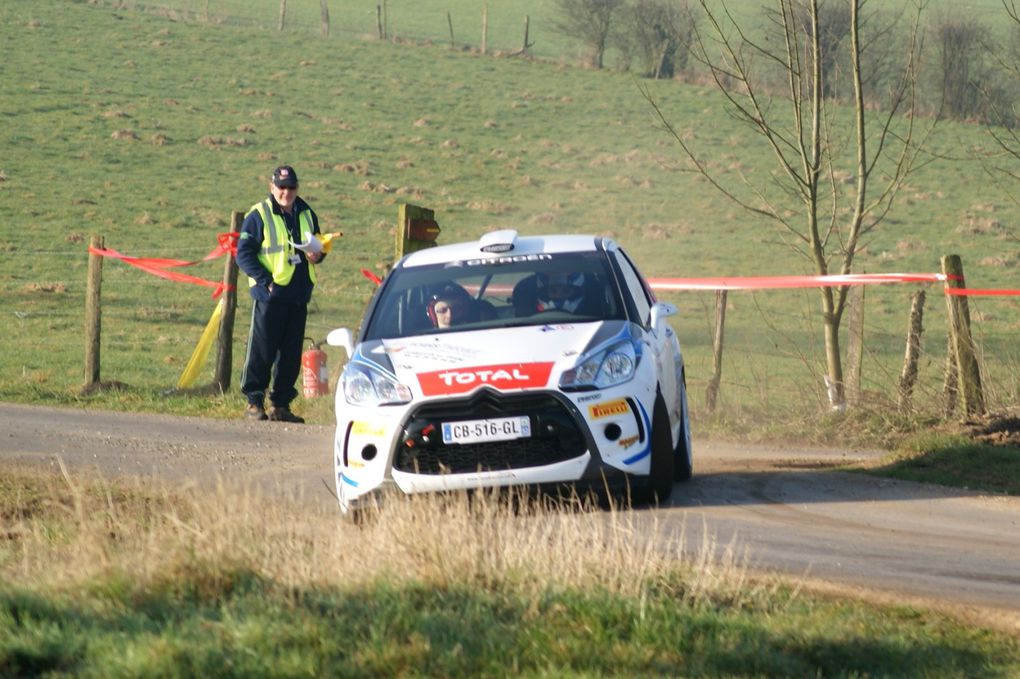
[[236, 195, 324, 305]]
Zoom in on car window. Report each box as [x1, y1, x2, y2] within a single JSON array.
[[362, 251, 625, 340], [613, 248, 653, 326]]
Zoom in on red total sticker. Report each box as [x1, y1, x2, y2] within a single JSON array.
[[418, 362, 554, 396]]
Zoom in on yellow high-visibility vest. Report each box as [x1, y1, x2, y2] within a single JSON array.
[[245, 199, 317, 287]]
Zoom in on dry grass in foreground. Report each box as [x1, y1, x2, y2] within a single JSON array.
[[0, 463, 757, 604]]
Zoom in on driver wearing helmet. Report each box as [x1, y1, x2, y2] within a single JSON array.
[[535, 272, 586, 313], [427, 284, 471, 329]]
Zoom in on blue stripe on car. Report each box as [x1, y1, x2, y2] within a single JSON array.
[[623, 400, 652, 465]]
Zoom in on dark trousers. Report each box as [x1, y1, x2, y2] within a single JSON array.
[[241, 299, 308, 408]]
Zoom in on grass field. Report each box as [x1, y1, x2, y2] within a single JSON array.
[[2, 0, 1018, 429]]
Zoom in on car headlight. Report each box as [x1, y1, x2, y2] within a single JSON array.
[[560, 340, 639, 390], [342, 362, 412, 406]]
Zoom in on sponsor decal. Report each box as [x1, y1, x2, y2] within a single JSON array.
[[383, 340, 479, 364], [576, 392, 603, 403], [589, 399, 630, 419], [461, 253, 553, 267], [418, 362, 554, 396], [618, 434, 639, 450], [351, 421, 386, 437]]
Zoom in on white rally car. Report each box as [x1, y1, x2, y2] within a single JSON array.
[[326, 230, 692, 512]]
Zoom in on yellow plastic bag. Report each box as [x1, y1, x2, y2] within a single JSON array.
[[177, 298, 224, 389]]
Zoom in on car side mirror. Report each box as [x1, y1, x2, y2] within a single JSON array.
[[326, 328, 354, 358], [649, 302, 677, 334]]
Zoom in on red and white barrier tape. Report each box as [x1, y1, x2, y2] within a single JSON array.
[[88, 232, 238, 298], [647, 273, 1020, 296], [91, 238, 1020, 299]]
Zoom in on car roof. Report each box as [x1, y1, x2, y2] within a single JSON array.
[[399, 231, 615, 268]]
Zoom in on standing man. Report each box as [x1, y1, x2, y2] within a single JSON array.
[[236, 165, 325, 422]]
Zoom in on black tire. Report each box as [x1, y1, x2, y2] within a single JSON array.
[[646, 394, 675, 504], [674, 373, 693, 482]]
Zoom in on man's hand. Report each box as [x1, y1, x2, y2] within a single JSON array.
[[307, 251, 324, 264]]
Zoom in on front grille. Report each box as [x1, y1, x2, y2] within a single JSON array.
[[393, 389, 587, 475]]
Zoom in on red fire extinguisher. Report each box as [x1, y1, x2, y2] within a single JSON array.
[[301, 338, 330, 398]]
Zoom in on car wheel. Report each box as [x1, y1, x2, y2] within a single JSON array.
[[674, 372, 693, 482], [645, 393, 675, 504]]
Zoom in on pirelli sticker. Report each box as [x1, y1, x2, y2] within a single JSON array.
[[351, 421, 386, 437], [588, 399, 630, 419]]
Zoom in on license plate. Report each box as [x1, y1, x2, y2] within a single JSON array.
[[442, 416, 531, 445]]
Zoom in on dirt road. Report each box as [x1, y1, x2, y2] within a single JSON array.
[[2, 402, 1018, 622]]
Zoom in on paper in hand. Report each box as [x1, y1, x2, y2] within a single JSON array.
[[289, 234, 323, 255]]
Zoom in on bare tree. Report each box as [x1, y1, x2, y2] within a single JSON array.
[[932, 10, 986, 121], [979, 1, 1020, 240], [554, 0, 625, 69], [644, 0, 931, 409], [617, 0, 696, 79], [762, 0, 851, 99]]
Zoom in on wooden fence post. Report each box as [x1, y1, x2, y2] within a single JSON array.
[[396, 204, 440, 260], [376, 5, 383, 39], [941, 254, 985, 417], [481, 5, 488, 55], [84, 234, 104, 389], [523, 15, 531, 54], [705, 290, 726, 413], [942, 334, 958, 417], [320, 0, 329, 37], [214, 212, 242, 393], [448, 11, 455, 47], [897, 290, 925, 413], [277, 0, 286, 31]]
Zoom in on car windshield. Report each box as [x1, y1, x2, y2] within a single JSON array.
[[363, 251, 625, 340]]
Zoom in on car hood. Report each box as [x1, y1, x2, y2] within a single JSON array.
[[356, 321, 632, 398]]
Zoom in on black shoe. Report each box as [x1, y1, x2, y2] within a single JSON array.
[[246, 404, 268, 421], [268, 405, 304, 423]]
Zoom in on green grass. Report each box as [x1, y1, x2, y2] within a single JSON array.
[[5, 579, 1017, 677], [873, 432, 1020, 494], [2, 1, 1018, 429], [1, 466, 1018, 678]]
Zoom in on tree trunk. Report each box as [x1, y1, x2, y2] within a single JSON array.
[[898, 290, 926, 412], [821, 289, 846, 409]]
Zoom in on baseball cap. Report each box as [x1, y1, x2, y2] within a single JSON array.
[[272, 165, 299, 188]]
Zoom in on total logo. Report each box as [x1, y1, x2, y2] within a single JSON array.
[[418, 362, 554, 395]]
